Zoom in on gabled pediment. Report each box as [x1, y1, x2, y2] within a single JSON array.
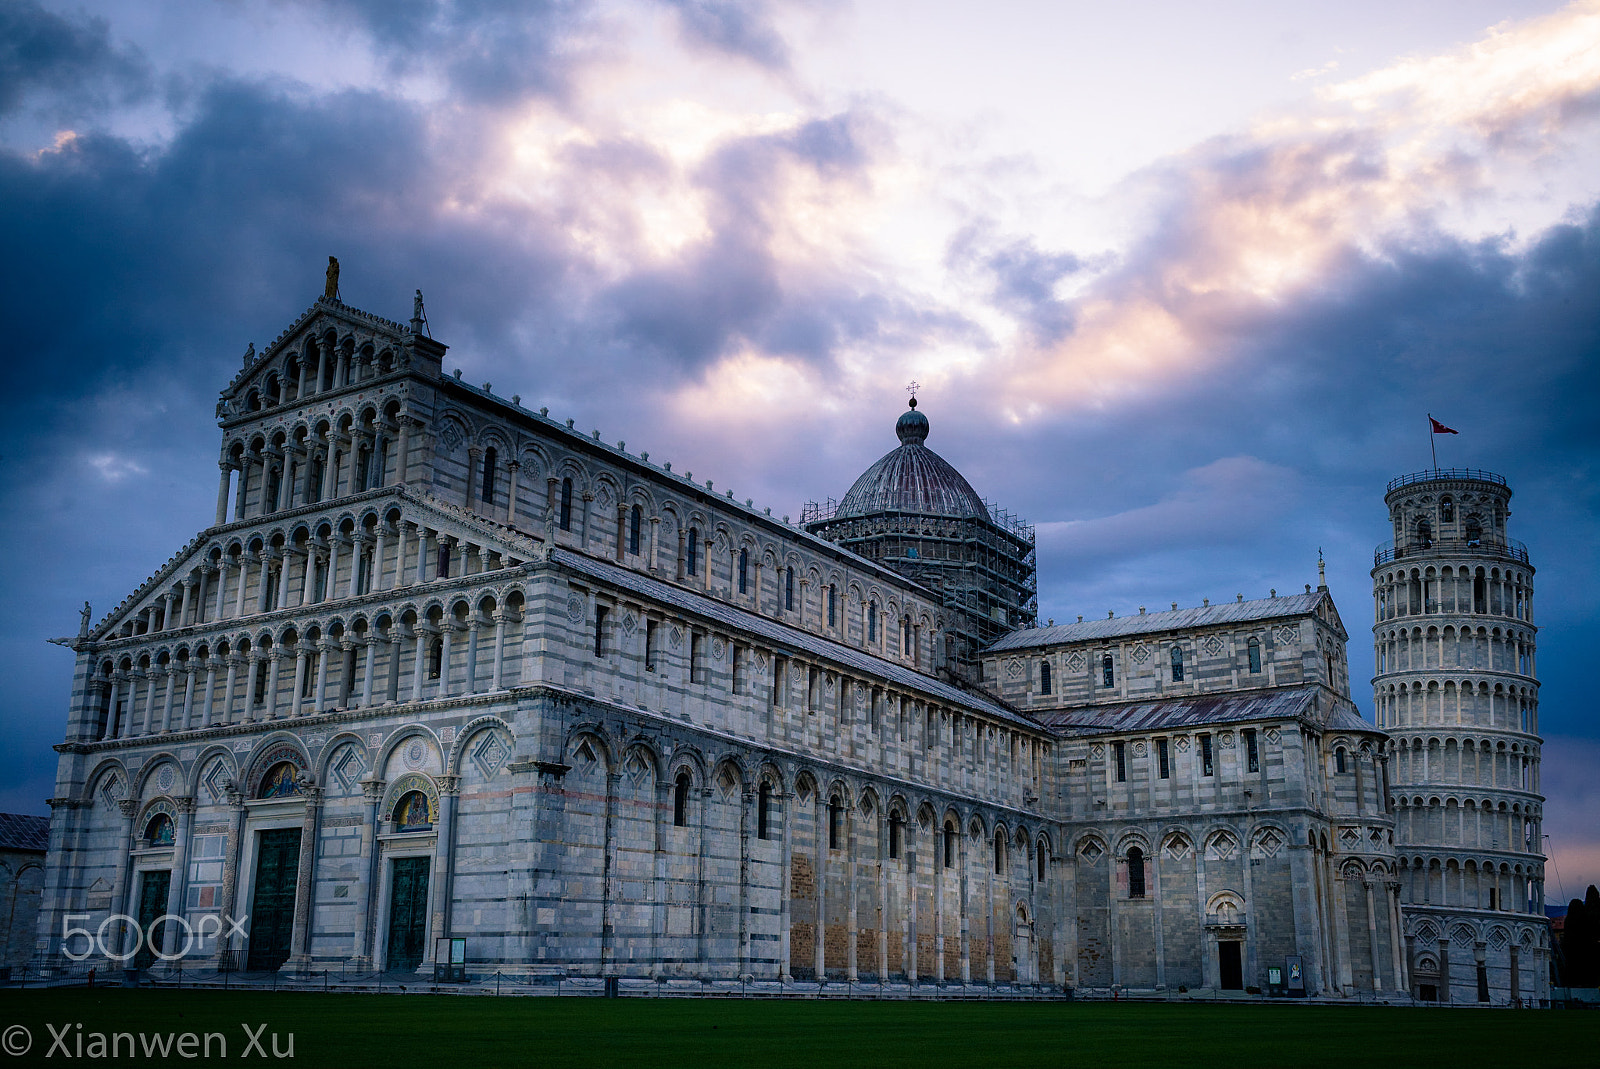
[[1315, 590, 1348, 640], [217, 297, 434, 422]]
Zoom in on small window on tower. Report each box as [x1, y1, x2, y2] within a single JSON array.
[[673, 772, 690, 827], [480, 446, 496, 504], [1127, 847, 1146, 898], [1440, 497, 1454, 523], [738, 548, 749, 594], [559, 477, 573, 531], [1040, 659, 1052, 695], [686, 528, 699, 576], [1102, 654, 1115, 688], [1247, 637, 1262, 674], [1170, 646, 1184, 682], [629, 505, 642, 555]]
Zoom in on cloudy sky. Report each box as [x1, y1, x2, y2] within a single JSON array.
[[2, 0, 1596, 900]]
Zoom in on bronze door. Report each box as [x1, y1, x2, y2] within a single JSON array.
[[246, 828, 301, 971], [385, 856, 430, 970]]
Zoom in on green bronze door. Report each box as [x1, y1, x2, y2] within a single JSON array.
[[385, 857, 430, 970], [246, 828, 301, 971], [133, 870, 171, 969]]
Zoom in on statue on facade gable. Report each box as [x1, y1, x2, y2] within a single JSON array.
[[325, 256, 341, 301], [79, 601, 92, 638], [242, 341, 255, 369]]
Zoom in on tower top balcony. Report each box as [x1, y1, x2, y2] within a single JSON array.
[[1385, 468, 1508, 495], [1373, 536, 1530, 567]]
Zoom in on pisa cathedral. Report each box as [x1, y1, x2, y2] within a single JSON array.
[[34, 284, 1550, 1001]]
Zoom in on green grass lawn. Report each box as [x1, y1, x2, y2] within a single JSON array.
[[1, 988, 1591, 1068]]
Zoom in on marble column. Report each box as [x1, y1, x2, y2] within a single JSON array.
[[360, 637, 377, 707], [348, 535, 365, 598], [779, 791, 794, 981], [109, 800, 141, 961], [410, 626, 427, 702], [384, 628, 402, 704], [466, 446, 482, 508], [215, 559, 232, 620], [158, 666, 176, 733], [222, 656, 239, 726], [419, 776, 460, 974], [266, 651, 284, 719], [437, 624, 455, 697], [161, 798, 197, 957], [395, 418, 413, 485], [105, 676, 123, 741], [285, 788, 324, 971], [313, 642, 331, 712], [274, 554, 291, 612], [179, 665, 196, 730], [505, 460, 521, 525], [291, 646, 309, 717], [1364, 878, 1383, 991], [490, 612, 508, 690], [234, 456, 251, 520], [464, 621, 481, 693], [814, 794, 827, 982], [348, 777, 386, 968]]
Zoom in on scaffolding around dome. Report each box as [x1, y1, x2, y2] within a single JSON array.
[[803, 400, 1037, 679]]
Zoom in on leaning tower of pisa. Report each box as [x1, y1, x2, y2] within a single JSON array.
[[1372, 468, 1550, 1005]]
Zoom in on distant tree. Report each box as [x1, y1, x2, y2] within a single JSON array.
[[1559, 885, 1600, 987]]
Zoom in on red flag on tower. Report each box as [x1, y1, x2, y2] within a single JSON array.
[[1429, 417, 1458, 435]]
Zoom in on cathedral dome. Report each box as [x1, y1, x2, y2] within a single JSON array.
[[835, 399, 988, 520]]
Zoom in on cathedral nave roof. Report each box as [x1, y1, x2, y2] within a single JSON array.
[[988, 591, 1330, 651], [1033, 684, 1374, 737], [551, 546, 1044, 734]]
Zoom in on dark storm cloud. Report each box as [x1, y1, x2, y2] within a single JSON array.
[[946, 224, 1084, 345], [964, 202, 1599, 753], [299, 0, 594, 105], [660, 0, 793, 72], [0, 0, 150, 118]]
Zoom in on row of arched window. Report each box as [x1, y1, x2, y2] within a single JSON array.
[[1031, 638, 1266, 695]]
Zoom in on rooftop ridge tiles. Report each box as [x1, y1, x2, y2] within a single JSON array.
[[986, 591, 1326, 651]]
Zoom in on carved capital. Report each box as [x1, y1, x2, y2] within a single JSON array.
[[117, 799, 140, 819]]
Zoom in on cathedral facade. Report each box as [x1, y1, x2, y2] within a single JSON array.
[[32, 288, 1548, 1001]]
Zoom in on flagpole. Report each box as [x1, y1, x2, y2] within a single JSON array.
[[1428, 414, 1437, 470]]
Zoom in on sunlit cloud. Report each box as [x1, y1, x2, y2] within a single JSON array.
[[949, 0, 1600, 420]]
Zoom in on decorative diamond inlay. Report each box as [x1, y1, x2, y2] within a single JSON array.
[[470, 732, 509, 780]]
